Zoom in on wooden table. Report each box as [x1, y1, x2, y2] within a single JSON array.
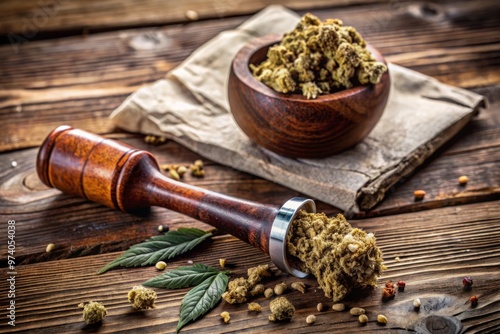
[[1, 1, 499, 333]]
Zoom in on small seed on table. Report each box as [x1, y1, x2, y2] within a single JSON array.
[[219, 258, 226, 268], [358, 314, 368, 324], [317, 303, 324, 312], [306, 314, 316, 324], [470, 295, 478, 306], [274, 282, 287, 295], [155, 261, 167, 270], [458, 175, 468, 185], [46, 243, 55, 252], [413, 298, 421, 309], [185, 9, 199, 21], [264, 288, 274, 299], [350, 307, 365, 315], [377, 314, 388, 324], [414, 190, 426, 200], [332, 303, 345, 312], [291, 281, 305, 293]]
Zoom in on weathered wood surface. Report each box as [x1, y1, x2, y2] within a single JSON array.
[[1, 201, 499, 333], [0, 0, 499, 333], [1, 0, 499, 151]]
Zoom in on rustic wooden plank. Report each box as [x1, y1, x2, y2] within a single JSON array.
[[1, 200, 499, 333], [1, 0, 498, 151], [1, 95, 498, 262], [0, 0, 393, 37]]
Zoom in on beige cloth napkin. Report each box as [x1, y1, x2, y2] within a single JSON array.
[[110, 5, 486, 215]]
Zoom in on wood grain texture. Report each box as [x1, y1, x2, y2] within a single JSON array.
[[0, 0, 392, 37], [1, 201, 499, 333], [1, 1, 499, 151]]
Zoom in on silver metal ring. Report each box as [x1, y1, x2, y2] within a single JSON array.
[[269, 197, 316, 278]]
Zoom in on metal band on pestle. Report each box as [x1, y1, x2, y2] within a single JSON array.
[[269, 197, 316, 278]]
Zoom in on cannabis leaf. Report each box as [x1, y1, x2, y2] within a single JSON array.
[[98, 228, 212, 274], [176, 272, 229, 333], [143, 264, 228, 289]]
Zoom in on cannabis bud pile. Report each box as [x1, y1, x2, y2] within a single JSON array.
[[287, 211, 385, 301], [251, 13, 387, 99]]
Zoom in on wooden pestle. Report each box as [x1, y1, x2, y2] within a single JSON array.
[[36, 126, 314, 277]]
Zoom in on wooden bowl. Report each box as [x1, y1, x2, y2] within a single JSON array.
[[228, 34, 391, 159]]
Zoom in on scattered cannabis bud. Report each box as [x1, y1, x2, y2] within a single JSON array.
[[247, 302, 262, 312], [251, 13, 387, 99], [78, 301, 107, 325], [220, 311, 231, 323], [287, 211, 384, 301], [268, 297, 295, 321], [128, 285, 157, 310], [273, 282, 287, 295], [291, 281, 305, 293], [222, 264, 272, 304]]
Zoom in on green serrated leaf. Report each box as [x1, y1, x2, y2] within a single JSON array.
[[97, 228, 212, 274], [143, 264, 222, 289], [176, 272, 229, 333]]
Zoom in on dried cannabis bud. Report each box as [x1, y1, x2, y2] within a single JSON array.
[[128, 285, 157, 310], [268, 297, 295, 321], [222, 264, 272, 304], [78, 301, 107, 325], [287, 211, 384, 301], [251, 13, 387, 99]]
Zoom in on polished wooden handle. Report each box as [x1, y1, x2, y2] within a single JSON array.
[[36, 126, 278, 254]]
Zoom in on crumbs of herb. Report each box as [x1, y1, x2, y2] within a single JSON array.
[[286, 210, 385, 301], [250, 13, 387, 99], [222, 264, 272, 304]]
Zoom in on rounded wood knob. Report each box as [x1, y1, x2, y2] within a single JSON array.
[[36, 126, 315, 276]]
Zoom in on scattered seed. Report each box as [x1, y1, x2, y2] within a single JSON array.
[[194, 159, 203, 168], [462, 276, 473, 290], [177, 165, 188, 177], [187, 260, 194, 265], [317, 303, 324, 312], [394, 256, 401, 262], [185, 9, 199, 21], [155, 261, 167, 270], [46, 243, 55, 253], [144, 135, 166, 145], [397, 280, 406, 292], [190, 161, 205, 177], [414, 190, 426, 200], [158, 225, 164, 233], [220, 311, 231, 323], [291, 281, 306, 293], [458, 175, 469, 185], [248, 302, 262, 312], [377, 314, 388, 324], [306, 314, 316, 324], [264, 288, 274, 299], [358, 314, 368, 324], [274, 282, 287, 295], [470, 295, 478, 307], [332, 303, 345, 312], [413, 298, 421, 309], [11, 161, 17, 168], [350, 307, 365, 315], [169, 168, 181, 181], [219, 258, 226, 268]]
